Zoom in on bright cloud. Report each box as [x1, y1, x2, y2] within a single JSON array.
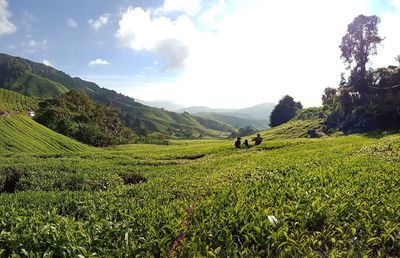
[[89, 59, 110, 66], [67, 18, 78, 28], [116, 0, 400, 108], [42, 59, 53, 67], [88, 14, 109, 30], [0, 0, 17, 36], [116, 7, 198, 70]]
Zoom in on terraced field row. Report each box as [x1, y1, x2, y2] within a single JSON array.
[[0, 116, 89, 153], [0, 88, 38, 112]]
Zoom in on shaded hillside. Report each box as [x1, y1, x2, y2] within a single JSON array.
[[176, 103, 275, 130], [195, 112, 267, 130], [0, 53, 234, 138], [0, 116, 89, 153], [0, 88, 38, 112]]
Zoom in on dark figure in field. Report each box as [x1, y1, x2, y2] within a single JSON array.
[[252, 134, 263, 146], [234, 137, 241, 148], [242, 139, 250, 148]]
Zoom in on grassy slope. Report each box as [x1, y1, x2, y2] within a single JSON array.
[[0, 88, 39, 112], [3, 72, 68, 98], [0, 115, 89, 153], [1, 134, 400, 256], [125, 102, 236, 138], [258, 118, 325, 140]]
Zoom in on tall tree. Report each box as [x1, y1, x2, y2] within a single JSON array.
[[340, 14, 383, 93], [269, 95, 302, 127]]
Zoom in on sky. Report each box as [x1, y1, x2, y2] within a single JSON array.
[[0, 0, 400, 108]]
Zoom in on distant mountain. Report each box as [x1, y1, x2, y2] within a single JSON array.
[[136, 99, 185, 111], [0, 53, 235, 138], [175, 103, 275, 129], [195, 112, 267, 130], [233, 102, 275, 120], [175, 106, 234, 114]]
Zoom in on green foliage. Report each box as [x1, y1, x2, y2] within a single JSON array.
[[269, 95, 302, 127], [0, 134, 400, 256], [0, 115, 89, 153], [0, 88, 38, 112], [323, 67, 400, 133], [34, 91, 138, 147], [138, 132, 170, 145], [295, 107, 327, 120]]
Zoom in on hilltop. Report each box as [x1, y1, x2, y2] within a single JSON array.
[[0, 53, 235, 138]]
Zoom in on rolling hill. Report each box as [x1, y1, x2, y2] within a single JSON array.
[[0, 53, 235, 138], [0, 115, 89, 153]]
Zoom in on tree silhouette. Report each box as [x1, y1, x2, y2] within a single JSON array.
[[269, 95, 302, 127], [340, 15, 383, 93]]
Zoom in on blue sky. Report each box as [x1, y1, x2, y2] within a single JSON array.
[[0, 0, 399, 108]]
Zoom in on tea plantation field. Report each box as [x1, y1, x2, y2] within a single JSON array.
[[0, 116, 89, 153], [0, 88, 38, 112], [1, 133, 400, 256]]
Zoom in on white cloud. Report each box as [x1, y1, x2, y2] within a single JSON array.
[[88, 14, 109, 30], [28, 39, 47, 48], [67, 18, 78, 28], [42, 59, 53, 67], [0, 0, 16, 36], [116, 7, 198, 70], [162, 0, 202, 16], [117, 0, 400, 108], [89, 59, 110, 66], [21, 10, 35, 31]]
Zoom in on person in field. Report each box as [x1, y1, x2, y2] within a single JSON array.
[[234, 137, 241, 148], [242, 139, 250, 148], [252, 134, 263, 145]]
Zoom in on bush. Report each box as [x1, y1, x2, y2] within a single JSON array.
[[0, 167, 26, 193]]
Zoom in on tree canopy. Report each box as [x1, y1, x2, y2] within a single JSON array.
[[269, 95, 302, 127], [35, 90, 138, 147], [340, 14, 383, 93]]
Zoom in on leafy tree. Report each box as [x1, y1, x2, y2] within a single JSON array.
[[269, 95, 302, 127], [35, 90, 138, 146], [340, 15, 383, 93]]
